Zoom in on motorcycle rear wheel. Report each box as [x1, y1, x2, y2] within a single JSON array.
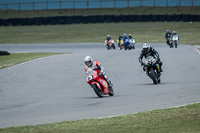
[[92, 84, 104, 98]]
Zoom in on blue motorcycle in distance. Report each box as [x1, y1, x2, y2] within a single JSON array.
[[124, 39, 130, 50], [124, 39, 135, 50]]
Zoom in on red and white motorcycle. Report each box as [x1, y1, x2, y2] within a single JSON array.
[[104, 39, 116, 50], [86, 68, 114, 98]]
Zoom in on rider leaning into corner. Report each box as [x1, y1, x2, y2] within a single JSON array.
[[84, 55, 113, 89], [138, 43, 163, 74]]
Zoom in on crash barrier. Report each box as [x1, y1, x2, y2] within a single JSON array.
[[0, 50, 10, 56], [1, 14, 200, 26]]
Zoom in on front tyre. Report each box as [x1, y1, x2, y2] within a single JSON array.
[[109, 88, 114, 96], [150, 70, 158, 84], [175, 41, 177, 48], [92, 84, 103, 98], [132, 45, 135, 50], [112, 43, 116, 50]]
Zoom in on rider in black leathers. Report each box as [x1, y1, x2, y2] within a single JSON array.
[[138, 43, 163, 74], [165, 29, 172, 47], [118, 34, 123, 48]]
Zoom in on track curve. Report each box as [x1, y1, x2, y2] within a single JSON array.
[[0, 43, 200, 128]]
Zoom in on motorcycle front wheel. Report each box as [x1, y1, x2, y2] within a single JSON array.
[[150, 70, 158, 84], [112, 43, 116, 50], [109, 88, 114, 96], [174, 41, 178, 48], [92, 84, 104, 98]]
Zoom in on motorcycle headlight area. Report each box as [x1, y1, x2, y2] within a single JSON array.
[[87, 75, 93, 81]]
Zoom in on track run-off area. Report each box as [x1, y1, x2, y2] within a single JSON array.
[[0, 43, 200, 128]]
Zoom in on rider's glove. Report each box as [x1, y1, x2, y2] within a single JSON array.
[[98, 73, 103, 77], [141, 62, 144, 67]]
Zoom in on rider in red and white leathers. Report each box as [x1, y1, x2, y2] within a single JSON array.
[[84, 55, 112, 89]]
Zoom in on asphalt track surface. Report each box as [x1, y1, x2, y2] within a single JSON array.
[[0, 43, 200, 128]]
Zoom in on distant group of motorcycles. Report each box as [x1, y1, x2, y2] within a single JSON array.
[[104, 34, 136, 50], [165, 30, 180, 48]]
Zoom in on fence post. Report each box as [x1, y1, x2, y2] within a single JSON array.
[[46, 2, 48, 10], [192, 0, 193, 7], [74, 1, 75, 10], [167, 0, 168, 7], [114, 0, 116, 8], [87, 0, 89, 9], [101, 0, 102, 9], [128, 0, 129, 8], [60, 0, 61, 9], [19, 3, 21, 12], [154, 0, 155, 8], [141, 0, 142, 7], [33, 2, 35, 10], [6, 4, 8, 13]]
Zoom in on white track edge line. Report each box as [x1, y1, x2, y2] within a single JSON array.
[[195, 48, 200, 55], [96, 101, 200, 119]]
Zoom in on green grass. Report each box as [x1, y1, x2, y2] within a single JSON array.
[[1, 7, 200, 19], [0, 53, 69, 69], [0, 103, 199, 133], [0, 22, 200, 45]]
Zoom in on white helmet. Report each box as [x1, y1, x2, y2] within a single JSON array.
[[84, 55, 93, 67], [143, 43, 150, 53]]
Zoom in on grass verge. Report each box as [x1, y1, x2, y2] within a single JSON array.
[[0, 22, 200, 45], [0, 53, 69, 69], [0, 103, 199, 133]]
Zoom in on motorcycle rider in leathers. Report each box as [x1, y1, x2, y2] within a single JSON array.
[[84, 55, 112, 89], [118, 34, 123, 48], [138, 43, 163, 75], [165, 29, 172, 46]]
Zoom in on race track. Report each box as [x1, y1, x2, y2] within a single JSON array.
[[0, 43, 200, 128]]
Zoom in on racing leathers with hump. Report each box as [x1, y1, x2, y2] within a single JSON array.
[[138, 43, 163, 74], [84, 56, 112, 89]]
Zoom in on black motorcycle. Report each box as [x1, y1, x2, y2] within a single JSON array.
[[166, 37, 173, 48], [142, 56, 161, 84]]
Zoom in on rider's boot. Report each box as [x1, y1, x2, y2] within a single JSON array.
[[160, 67, 163, 72], [107, 79, 113, 90], [103, 74, 113, 90], [156, 64, 162, 75]]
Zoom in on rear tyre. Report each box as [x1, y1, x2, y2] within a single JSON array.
[[92, 84, 103, 98]]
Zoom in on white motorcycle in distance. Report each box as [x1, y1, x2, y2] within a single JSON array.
[[104, 39, 116, 50], [171, 35, 179, 48], [129, 38, 136, 50]]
